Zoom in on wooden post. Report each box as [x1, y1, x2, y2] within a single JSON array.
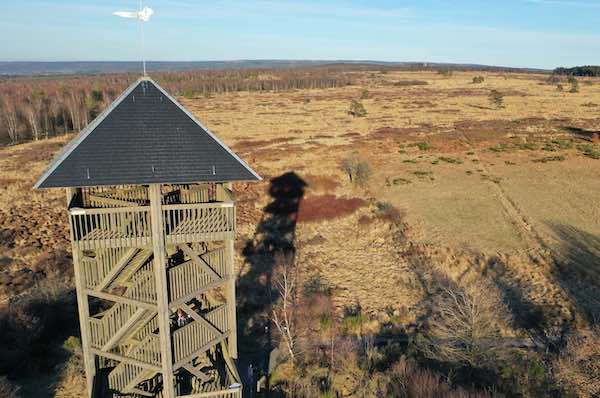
[[66, 187, 95, 398], [149, 184, 176, 397], [224, 182, 238, 358]]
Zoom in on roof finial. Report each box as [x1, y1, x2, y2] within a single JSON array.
[[114, 1, 154, 77]]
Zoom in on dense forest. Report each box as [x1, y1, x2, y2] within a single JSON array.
[[0, 67, 352, 145], [554, 65, 600, 77]]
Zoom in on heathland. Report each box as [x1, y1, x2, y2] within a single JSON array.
[[0, 67, 599, 397]]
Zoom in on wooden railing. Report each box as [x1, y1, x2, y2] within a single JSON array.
[[69, 206, 152, 250], [81, 247, 129, 289], [169, 248, 227, 302], [89, 302, 137, 348], [124, 263, 157, 303], [127, 334, 161, 366], [83, 186, 149, 208], [163, 203, 235, 244], [172, 305, 229, 364], [109, 363, 145, 394]]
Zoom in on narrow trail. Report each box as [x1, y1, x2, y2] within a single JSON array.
[[456, 133, 576, 325], [458, 133, 553, 262]]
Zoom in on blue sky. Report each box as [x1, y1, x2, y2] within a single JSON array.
[[3, 0, 600, 68]]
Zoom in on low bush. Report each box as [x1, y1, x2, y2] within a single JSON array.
[[348, 100, 367, 117], [373, 202, 405, 226], [568, 76, 580, 93], [577, 144, 600, 159], [472, 76, 485, 84], [489, 90, 505, 109], [340, 152, 372, 186]]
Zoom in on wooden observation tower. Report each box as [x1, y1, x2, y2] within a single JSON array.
[[35, 77, 261, 398]]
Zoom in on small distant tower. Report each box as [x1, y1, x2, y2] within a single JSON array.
[[35, 77, 261, 398]]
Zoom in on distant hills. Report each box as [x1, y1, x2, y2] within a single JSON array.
[[0, 60, 549, 77]]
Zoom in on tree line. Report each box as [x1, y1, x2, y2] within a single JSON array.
[[0, 67, 352, 145], [554, 65, 600, 77]]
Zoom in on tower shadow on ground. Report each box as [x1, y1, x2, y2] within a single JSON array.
[[236, 172, 306, 394]]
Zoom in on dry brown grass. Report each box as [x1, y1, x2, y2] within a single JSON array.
[[2, 69, 600, 396]]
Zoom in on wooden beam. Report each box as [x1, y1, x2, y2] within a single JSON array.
[[67, 187, 95, 398], [149, 184, 176, 398], [179, 302, 222, 337], [95, 248, 138, 292], [182, 363, 210, 383], [225, 238, 238, 358], [91, 348, 161, 372], [168, 279, 228, 311], [221, 340, 241, 383], [179, 244, 222, 281], [101, 308, 147, 352], [85, 289, 157, 311]]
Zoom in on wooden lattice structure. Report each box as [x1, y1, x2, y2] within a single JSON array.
[[35, 77, 261, 398]]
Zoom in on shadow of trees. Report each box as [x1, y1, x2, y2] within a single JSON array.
[[547, 223, 600, 326], [236, 172, 306, 386], [563, 126, 600, 142]]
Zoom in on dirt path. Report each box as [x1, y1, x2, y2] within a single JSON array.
[[456, 133, 576, 325]]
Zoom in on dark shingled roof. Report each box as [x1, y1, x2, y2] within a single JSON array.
[[34, 77, 261, 189]]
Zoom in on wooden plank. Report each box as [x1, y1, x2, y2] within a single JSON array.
[[149, 184, 176, 398], [179, 244, 221, 282]]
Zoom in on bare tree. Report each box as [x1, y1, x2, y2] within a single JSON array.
[[21, 94, 43, 141], [0, 96, 20, 143], [271, 253, 298, 363], [418, 283, 510, 368]]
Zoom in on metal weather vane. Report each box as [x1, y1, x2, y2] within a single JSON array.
[[114, 1, 154, 76]]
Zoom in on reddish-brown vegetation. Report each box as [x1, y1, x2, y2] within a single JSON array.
[[297, 195, 365, 223]]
